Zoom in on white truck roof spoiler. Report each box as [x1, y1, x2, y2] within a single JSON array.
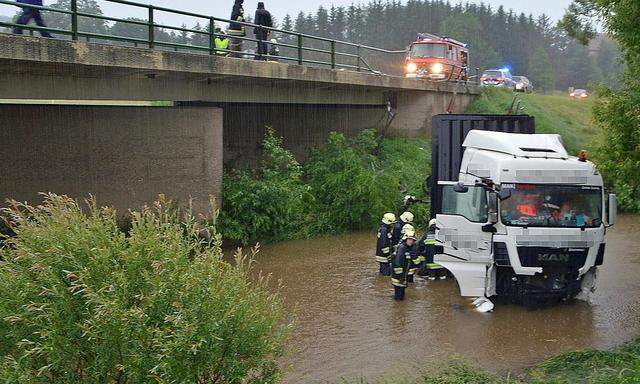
[[462, 131, 569, 159]]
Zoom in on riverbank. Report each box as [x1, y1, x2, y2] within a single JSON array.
[[372, 337, 640, 383], [466, 88, 597, 155]]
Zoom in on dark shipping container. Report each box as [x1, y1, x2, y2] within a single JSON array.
[[429, 114, 536, 217]]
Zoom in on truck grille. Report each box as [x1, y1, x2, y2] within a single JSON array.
[[517, 247, 588, 268]]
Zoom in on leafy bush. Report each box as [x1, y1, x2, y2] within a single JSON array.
[[219, 128, 312, 244], [304, 130, 398, 234], [220, 129, 432, 243], [0, 194, 289, 383], [378, 136, 431, 228]]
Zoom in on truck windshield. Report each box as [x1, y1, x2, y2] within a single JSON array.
[[411, 43, 446, 58], [500, 184, 602, 228]]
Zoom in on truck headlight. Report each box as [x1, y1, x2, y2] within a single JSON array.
[[406, 62, 417, 73], [432, 63, 443, 73]]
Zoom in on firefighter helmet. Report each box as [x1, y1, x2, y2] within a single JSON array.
[[400, 211, 414, 223], [382, 212, 396, 225], [429, 218, 437, 227]]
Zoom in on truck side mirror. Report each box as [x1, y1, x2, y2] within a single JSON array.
[[453, 181, 468, 193], [498, 189, 512, 200], [608, 193, 617, 226]]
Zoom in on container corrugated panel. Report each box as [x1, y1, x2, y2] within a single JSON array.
[[430, 114, 535, 217]]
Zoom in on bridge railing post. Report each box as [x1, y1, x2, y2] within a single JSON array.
[[70, 0, 78, 40], [297, 34, 303, 65], [356, 45, 361, 72], [330, 40, 336, 69], [209, 17, 215, 55], [148, 6, 155, 48]]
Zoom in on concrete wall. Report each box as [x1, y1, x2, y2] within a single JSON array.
[[0, 105, 222, 215], [222, 103, 387, 166], [221, 90, 476, 167]]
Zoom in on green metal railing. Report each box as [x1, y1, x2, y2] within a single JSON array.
[[0, 0, 405, 73]]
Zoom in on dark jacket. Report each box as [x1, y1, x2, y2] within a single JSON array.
[[253, 5, 273, 36], [17, 0, 43, 5], [375, 223, 393, 262], [228, 0, 245, 35], [391, 241, 418, 287], [417, 224, 437, 264], [391, 219, 408, 249]]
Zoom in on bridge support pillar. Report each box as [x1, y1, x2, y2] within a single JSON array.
[[0, 104, 223, 215], [387, 90, 477, 136]]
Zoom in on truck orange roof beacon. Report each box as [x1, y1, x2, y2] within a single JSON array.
[[404, 33, 469, 81]]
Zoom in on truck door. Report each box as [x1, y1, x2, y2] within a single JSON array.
[[435, 182, 495, 297]]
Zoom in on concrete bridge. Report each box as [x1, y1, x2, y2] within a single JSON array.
[[0, 34, 479, 214]]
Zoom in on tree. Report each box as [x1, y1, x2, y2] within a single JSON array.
[[527, 47, 555, 91], [440, 12, 500, 69], [562, 0, 640, 211], [47, 0, 107, 35]]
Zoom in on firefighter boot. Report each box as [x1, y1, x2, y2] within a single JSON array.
[[394, 286, 405, 301]]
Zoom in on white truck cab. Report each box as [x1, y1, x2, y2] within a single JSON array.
[[435, 131, 617, 307]]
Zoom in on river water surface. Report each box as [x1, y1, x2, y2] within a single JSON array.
[[247, 215, 640, 383]]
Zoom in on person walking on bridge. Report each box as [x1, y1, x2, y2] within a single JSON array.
[[12, 0, 53, 38], [391, 226, 419, 301], [253, 2, 273, 61], [227, 0, 246, 58], [376, 212, 395, 276]]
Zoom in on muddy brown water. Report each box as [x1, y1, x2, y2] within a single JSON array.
[[242, 215, 640, 383]]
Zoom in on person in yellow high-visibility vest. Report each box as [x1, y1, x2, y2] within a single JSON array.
[[214, 28, 229, 56]]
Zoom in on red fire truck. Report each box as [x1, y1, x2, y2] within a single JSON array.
[[404, 33, 469, 81]]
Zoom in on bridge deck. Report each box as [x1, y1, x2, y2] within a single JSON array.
[[0, 34, 478, 103]]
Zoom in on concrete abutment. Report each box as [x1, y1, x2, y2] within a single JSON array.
[[0, 104, 223, 215]]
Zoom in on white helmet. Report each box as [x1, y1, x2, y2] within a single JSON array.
[[400, 211, 414, 223], [270, 38, 277, 43], [382, 212, 396, 225], [402, 225, 417, 241], [402, 223, 415, 236], [429, 218, 437, 227]]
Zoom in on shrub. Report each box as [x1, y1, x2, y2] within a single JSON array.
[[378, 136, 431, 228], [219, 128, 312, 244], [303, 130, 399, 234], [220, 129, 433, 243], [0, 194, 290, 383]]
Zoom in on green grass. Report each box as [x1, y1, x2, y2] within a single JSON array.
[[466, 88, 598, 155], [347, 339, 640, 383]]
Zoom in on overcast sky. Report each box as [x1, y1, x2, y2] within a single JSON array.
[[1, 0, 574, 28]]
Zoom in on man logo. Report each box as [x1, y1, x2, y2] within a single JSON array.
[[538, 253, 570, 263]]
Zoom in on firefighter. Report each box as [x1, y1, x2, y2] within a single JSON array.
[[228, 0, 246, 58], [268, 38, 280, 61], [391, 211, 414, 248], [417, 218, 437, 277], [391, 227, 418, 301], [253, 2, 273, 61], [402, 223, 420, 283], [375, 212, 395, 276], [419, 219, 447, 280], [214, 28, 229, 56]]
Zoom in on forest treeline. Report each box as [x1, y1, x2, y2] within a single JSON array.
[[279, 1, 622, 91], [3, 0, 621, 91]]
